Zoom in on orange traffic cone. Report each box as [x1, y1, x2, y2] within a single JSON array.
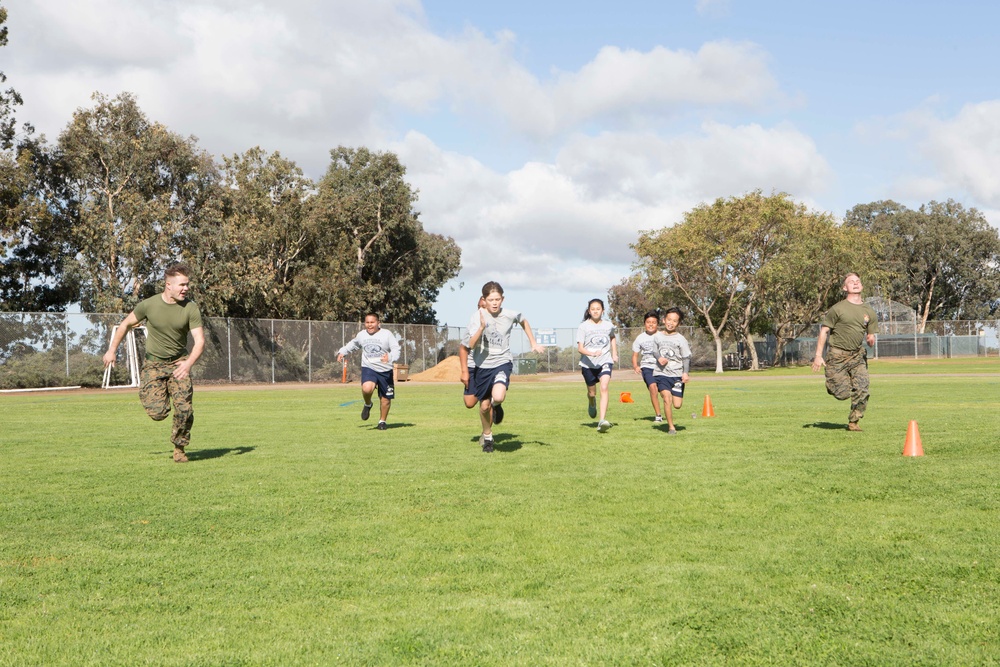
[[619, 392, 634, 403], [701, 395, 715, 418], [903, 420, 924, 457]]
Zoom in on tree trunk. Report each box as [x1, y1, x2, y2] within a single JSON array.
[[920, 273, 936, 334], [712, 329, 724, 373], [772, 336, 787, 367], [746, 330, 760, 370]]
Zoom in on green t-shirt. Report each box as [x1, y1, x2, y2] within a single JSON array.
[[822, 299, 877, 352], [133, 295, 203, 360]]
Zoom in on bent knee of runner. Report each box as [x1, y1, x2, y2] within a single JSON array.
[[491, 385, 507, 404], [825, 380, 852, 401], [361, 381, 376, 395], [143, 403, 171, 421]]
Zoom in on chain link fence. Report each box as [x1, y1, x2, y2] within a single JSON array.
[[2, 312, 998, 389]]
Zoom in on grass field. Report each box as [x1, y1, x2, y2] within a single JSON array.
[[3, 359, 1000, 665]]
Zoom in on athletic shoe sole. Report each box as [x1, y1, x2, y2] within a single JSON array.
[[492, 403, 504, 425]]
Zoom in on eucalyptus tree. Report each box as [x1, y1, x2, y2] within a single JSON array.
[[845, 199, 1000, 330], [309, 146, 461, 323], [57, 92, 217, 312]]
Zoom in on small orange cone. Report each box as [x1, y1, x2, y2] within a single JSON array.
[[701, 395, 715, 417], [903, 420, 924, 457], [619, 392, 634, 403]]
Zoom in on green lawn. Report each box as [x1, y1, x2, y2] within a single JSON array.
[[2, 362, 999, 665]]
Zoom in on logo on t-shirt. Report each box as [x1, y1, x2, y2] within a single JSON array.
[[485, 326, 506, 347], [588, 334, 610, 350], [363, 343, 384, 357]]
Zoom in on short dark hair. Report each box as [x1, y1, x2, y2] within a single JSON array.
[[164, 263, 191, 280], [364, 313, 380, 321], [643, 310, 660, 322], [662, 307, 685, 323]]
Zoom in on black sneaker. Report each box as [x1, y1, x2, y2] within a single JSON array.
[[588, 399, 597, 419], [361, 403, 372, 421], [482, 437, 494, 453], [492, 403, 504, 425], [376, 421, 387, 430]]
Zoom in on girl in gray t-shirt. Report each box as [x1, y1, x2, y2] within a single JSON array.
[[576, 298, 618, 433]]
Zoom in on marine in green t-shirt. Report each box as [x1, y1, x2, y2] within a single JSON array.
[[133, 294, 203, 361], [811, 273, 878, 431], [103, 263, 206, 462]]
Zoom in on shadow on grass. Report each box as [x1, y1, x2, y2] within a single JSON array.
[[186, 447, 256, 461], [377, 422, 415, 430], [653, 423, 685, 434], [803, 421, 848, 430], [466, 433, 547, 451]]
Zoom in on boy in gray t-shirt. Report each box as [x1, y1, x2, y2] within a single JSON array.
[[337, 313, 401, 430], [651, 307, 691, 435], [465, 282, 545, 453]]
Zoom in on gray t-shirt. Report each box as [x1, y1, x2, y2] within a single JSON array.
[[467, 308, 524, 369], [652, 332, 691, 377], [631, 331, 660, 370], [338, 328, 400, 373], [577, 319, 617, 369]]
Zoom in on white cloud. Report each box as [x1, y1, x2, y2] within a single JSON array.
[[545, 42, 780, 132], [397, 122, 831, 293], [917, 101, 1000, 208]]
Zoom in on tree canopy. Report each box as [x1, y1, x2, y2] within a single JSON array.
[[0, 84, 461, 322], [844, 199, 1000, 330], [622, 191, 882, 371]]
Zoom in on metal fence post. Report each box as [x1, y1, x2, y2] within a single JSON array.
[[271, 319, 275, 384], [308, 319, 312, 383], [227, 318, 232, 382], [65, 313, 70, 377]]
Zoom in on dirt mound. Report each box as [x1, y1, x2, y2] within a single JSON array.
[[408, 355, 463, 382]]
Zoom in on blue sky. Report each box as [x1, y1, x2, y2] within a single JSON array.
[[6, 0, 1000, 326]]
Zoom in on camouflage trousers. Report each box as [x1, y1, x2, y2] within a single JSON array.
[[139, 359, 194, 449], [824, 346, 869, 423]]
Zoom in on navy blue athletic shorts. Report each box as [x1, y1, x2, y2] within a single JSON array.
[[361, 367, 395, 400], [468, 363, 512, 401], [581, 363, 612, 387]]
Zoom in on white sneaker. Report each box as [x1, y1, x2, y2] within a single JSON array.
[[597, 420, 612, 433], [654, 415, 663, 423]]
